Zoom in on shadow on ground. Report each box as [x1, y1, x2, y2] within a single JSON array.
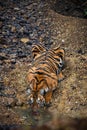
[[50, 0, 87, 18], [0, 118, 87, 130]]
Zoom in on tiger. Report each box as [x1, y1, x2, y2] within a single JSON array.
[[26, 44, 65, 110]]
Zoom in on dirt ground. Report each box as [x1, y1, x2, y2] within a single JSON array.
[[0, 0, 87, 129]]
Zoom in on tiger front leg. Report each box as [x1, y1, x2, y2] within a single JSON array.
[[44, 91, 52, 107], [58, 72, 64, 82]]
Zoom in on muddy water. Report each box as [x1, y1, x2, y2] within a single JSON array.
[[0, 106, 52, 129], [14, 107, 52, 126]]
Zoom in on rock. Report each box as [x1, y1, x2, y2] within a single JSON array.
[[26, 41, 32, 45], [17, 52, 26, 58], [11, 59, 16, 64], [20, 38, 30, 43], [12, 17, 16, 20], [6, 98, 16, 107], [10, 54, 17, 58], [0, 37, 6, 45], [19, 27, 24, 33], [77, 49, 85, 54], [4, 59, 11, 64], [12, 38, 18, 43], [0, 60, 3, 65], [4, 112, 10, 118], [0, 21, 3, 28], [16, 94, 26, 106], [14, 7, 20, 11], [0, 53, 8, 60], [0, 81, 5, 90], [11, 26, 16, 32], [4, 87, 16, 96], [62, 39, 65, 43], [0, 96, 16, 107]]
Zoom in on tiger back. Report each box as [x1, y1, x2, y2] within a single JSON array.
[[27, 44, 65, 109]]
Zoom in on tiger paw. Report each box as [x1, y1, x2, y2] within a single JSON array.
[[44, 91, 52, 105], [58, 72, 64, 82]]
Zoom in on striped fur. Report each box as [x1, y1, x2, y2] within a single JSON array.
[[27, 44, 64, 108]]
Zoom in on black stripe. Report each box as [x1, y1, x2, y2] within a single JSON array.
[[47, 53, 60, 62], [38, 60, 56, 73], [36, 79, 45, 85], [36, 67, 50, 73], [34, 76, 39, 83], [57, 53, 63, 59], [47, 59, 57, 72], [29, 71, 57, 80]]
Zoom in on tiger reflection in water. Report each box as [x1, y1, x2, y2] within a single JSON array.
[[27, 44, 65, 109]]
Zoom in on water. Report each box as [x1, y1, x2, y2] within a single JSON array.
[[14, 107, 52, 126]]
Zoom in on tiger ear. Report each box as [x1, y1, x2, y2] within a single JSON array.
[[53, 47, 65, 59], [32, 44, 46, 59]]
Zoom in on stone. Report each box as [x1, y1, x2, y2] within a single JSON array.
[[14, 7, 20, 11], [20, 38, 30, 43], [16, 94, 26, 106], [6, 98, 16, 107], [11, 26, 16, 32], [0, 21, 3, 28], [0, 53, 7, 60]]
